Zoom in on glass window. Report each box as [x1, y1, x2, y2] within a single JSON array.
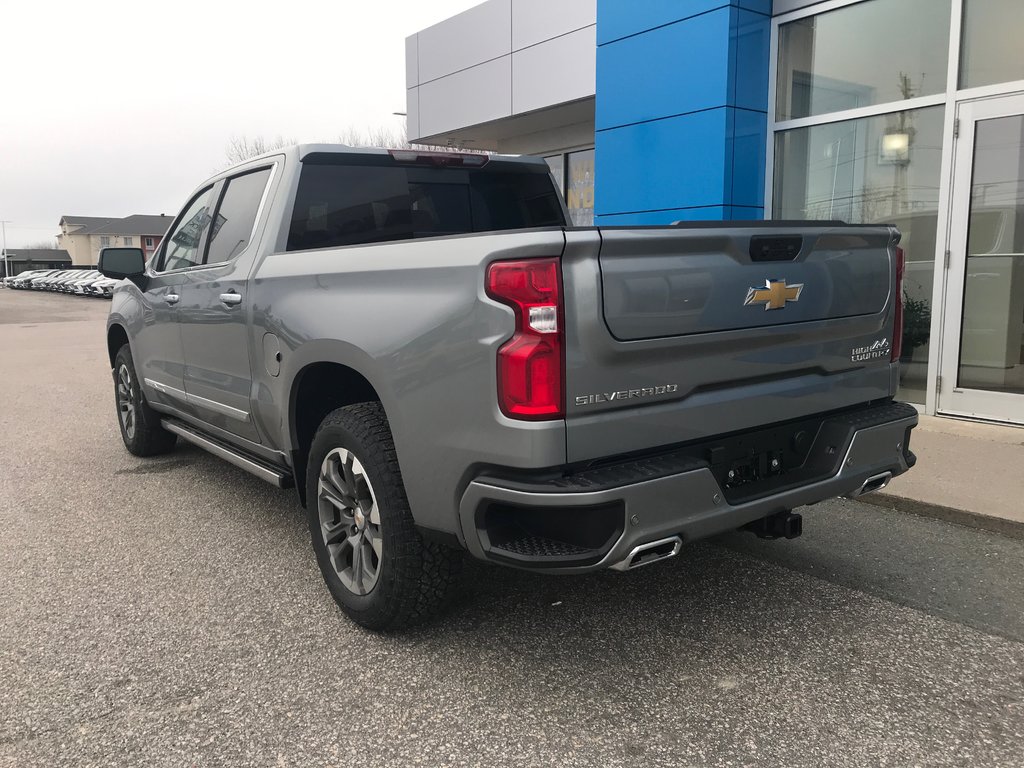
[[776, 0, 950, 121], [123, 236, 133, 246], [99, 236, 110, 247], [205, 168, 272, 264], [960, 0, 1024, 90], [956, 114, 1024, 395], [544, 155, 565, 196], [159, 187, 216, 271], [773, 105, 945, 403], [145, 237, 154, 248], [286, 155, 564, 252], [566, 149, 595, 227]]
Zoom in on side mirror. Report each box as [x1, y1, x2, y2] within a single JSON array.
[[98, 247, 146, 279]]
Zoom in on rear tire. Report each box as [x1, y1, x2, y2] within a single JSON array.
[[112, 344, 177, 457], [306, 402, 462, 631]]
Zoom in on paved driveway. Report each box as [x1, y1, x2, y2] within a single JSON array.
[[2, 289, 1023, 767]]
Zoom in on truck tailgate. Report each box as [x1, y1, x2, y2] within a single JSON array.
[[561, 225, 901, 464]]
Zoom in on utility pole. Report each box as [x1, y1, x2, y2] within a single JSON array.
[[1, 221, 10, 279]]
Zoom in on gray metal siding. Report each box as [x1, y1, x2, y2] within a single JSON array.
[[406, 0, 596, 141]]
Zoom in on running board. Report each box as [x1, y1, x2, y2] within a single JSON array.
[[162, 419, 292, 488]]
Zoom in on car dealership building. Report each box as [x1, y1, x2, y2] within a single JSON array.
[[406, 0, 1024, 426]]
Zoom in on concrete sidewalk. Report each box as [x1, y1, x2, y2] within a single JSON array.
[[862, 413, 1024, 538]]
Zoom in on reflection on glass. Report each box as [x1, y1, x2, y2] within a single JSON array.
[[961, 0, 1024, 90], [957, 115, 1024, 395], [163, 188, 216, 271], [773, 106, 945, 403], [544, 155, 565, 196], [566, 149, 595, 227], [776, 0, 949, 121], [206, 168, 272, 264]]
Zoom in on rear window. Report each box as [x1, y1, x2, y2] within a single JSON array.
[[286, 154, 565, 252]]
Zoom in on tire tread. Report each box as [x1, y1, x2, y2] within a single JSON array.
[[113, 345, 176, 457], [309, 402, 461, 630]]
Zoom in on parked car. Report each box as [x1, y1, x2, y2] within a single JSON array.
[[48, 271, 78, 289], [4, 269, 55, 288], [88, 277, 117, 298], [19, 270, 58, 287], [58, 272, 89, 292], [68, 271, 103, 295], [100, 144, 918, 631], [30, 271, 69, 289], [20, 271, 47, 288], [28, 269, 87, 292]]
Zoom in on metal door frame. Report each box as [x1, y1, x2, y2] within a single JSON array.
[[937, 92, 1024, 424]]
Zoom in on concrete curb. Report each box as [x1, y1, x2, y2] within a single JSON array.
[[860, 492, 1024, 541]]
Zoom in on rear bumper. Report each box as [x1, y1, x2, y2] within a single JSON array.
[[458, 401, 917, 574]]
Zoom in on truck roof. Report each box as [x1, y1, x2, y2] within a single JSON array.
[[211, 143, 545, 184]]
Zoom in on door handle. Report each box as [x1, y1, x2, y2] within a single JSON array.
[[219, 292, 242, 307], [165, 293, 180, 305]]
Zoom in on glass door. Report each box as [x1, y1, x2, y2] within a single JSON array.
[[939, 94, 1024, 424]]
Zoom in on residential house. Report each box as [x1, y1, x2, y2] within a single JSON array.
[[57, 214, 174, 266]]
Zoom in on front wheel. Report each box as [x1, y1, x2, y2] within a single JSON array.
[[112, 345, 177, 457], [306, 403, 461, 631]]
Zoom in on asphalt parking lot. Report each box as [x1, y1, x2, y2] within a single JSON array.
[[2, 288, 1023, 767]]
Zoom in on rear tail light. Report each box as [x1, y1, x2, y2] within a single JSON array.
[[891, 245, 905, 362], [485, 258, 564, 420]]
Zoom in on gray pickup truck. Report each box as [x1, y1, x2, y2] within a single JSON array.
[[99, 144, 917, 630]]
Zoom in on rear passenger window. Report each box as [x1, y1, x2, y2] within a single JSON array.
[[286, 154, 564, 251], [205, 167, 272, 264]]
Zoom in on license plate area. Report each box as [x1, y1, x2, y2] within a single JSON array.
[[705, 415, 825, 503], [723, 449, 786, 488]]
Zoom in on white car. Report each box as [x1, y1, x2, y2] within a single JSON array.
[[3, 269, 46, 288], [88, 277, 118, 298], [7, 269, 57, 288], [33, 270, 74, 289], [67, 271, 103, 295]]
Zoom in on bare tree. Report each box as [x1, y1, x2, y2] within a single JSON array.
[[337, 124, 486, 153], [337, 125, 408, 148], [23, 239, 58, 250], [223, 125, 485, 169], [224, 135, 296, 165]]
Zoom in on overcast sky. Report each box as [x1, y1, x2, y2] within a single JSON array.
[[0, 0, 482, 248]]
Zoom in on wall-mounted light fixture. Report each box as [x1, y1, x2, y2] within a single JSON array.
[[880, 131, 911, 165]]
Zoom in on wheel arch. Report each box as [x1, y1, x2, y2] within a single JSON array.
[[288, 360, 383, 506], [107, 323, 130, 368]]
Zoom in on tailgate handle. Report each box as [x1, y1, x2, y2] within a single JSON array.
[[750, 235, 803, 262]]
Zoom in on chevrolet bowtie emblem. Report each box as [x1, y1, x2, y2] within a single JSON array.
[[744, 279, 804, 310]]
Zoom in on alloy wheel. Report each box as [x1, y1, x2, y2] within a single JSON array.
[[117, 364, 136, 439], [317, 447, 382, 595]]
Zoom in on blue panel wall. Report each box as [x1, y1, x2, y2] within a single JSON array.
[[595, 0, 771, 224]]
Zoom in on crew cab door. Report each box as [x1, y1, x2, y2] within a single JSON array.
[[135, 185, 218, 411], [176, 165, 275, 444]]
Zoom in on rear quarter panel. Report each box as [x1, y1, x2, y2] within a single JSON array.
[[250, 229, 569, 535]]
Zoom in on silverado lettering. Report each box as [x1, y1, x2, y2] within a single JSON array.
[[575, 384, 679, 406]]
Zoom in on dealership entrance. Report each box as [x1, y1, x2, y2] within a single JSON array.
[[769, 0, 1024, 426], [938, 93, 1024, 423]]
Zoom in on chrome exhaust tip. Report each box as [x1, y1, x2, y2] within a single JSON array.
[[848, 471, 893, 498], [610, 536, 682, 572]]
